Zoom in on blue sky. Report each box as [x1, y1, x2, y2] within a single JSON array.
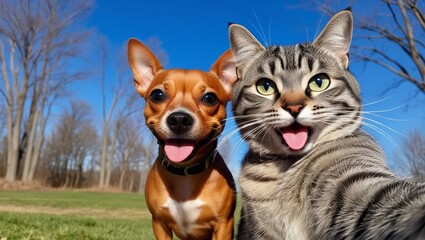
[[80, 0, 425, 175]]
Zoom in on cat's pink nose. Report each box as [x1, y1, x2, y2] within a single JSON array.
[[284, 104, 304, 117]]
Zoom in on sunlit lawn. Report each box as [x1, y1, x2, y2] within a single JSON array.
[[0, 190, 153, 240], [0, 190, 241, 240]]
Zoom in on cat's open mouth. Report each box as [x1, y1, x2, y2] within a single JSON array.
[[280, 123, 312, 151]]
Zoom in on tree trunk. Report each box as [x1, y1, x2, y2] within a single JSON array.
[[75, 151, 84, 188], [119, 168, 126, 191], [24, 39, 52, 182], [139, 146, 153, 193], [138, 168, 145, 193], [119, 148, 130, 190], [99, 125, 108, 188], [28, 104, 48, 181], [5, 34, 33, 181], [62, 155, 71, 188], [6, 88, 27, 181], [22, 109, 39, 181], [128, 172, 134, 192], [105, 123, 119, 188]]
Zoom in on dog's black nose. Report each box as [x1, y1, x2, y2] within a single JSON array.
[[166, 112, 193, 134]]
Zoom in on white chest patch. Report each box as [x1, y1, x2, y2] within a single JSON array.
[[285, 219, 308, 240], [162, 198, 205, 232]]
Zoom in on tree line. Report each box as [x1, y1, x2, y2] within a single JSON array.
[[0, 0, 157, 192]]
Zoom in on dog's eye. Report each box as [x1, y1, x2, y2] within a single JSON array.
[[202, 93, 218, 105], [149, 89, 166, 102]]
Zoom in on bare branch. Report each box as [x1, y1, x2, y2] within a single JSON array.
[[397, 0, 425, 83], [359, 24, 413, 57], [352, 51, 425, 92], [385, 1, 408, 37], [406, 0, 425, 31], [0, 42, 12, 106], [353, 45, 411, 76]]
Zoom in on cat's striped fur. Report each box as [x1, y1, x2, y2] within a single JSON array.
[[228, 10, 425, 240]]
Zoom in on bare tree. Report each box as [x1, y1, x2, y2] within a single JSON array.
[[0, 103, 5, 176], [42, 101, 95, 187], [116, 118, 148, 191], [97, 41, 137, 189], [309, 0, 424, 94], [138, 135, 156, 193], [0, 0, 93, 181], [0, 103, 5, 137], [71, 123, 97, 188], [403, 130, 425, 178]]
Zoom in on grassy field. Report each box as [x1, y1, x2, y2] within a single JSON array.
[[0, 190, 152, 240], [0, 190, 240, 240]]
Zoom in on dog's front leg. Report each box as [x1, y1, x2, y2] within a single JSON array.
[[213, 219, 234, 240], [152, 218, 173, 240]]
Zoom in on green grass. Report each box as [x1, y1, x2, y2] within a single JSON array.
[[0, 211, 153, 240], [0, 190, 153, 240], [0, 190, 147, 210], [0, 190, 241, 240]]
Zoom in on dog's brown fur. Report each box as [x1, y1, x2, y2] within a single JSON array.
[[128, 38, 237, 240]]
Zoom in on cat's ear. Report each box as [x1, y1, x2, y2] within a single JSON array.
[[210, 49, 237, 99], [127, 38, 163, 97], [228, 24, 265, 76], [313, 9, 353, 68]]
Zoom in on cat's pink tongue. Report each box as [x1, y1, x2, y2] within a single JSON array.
[[281, 125, 309, 151], [164, 140, 195, 163]]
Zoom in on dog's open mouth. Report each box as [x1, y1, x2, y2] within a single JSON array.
[[280, 123, 311, 151], [164, 139, 196, 163], [162, 131, 216, 163]]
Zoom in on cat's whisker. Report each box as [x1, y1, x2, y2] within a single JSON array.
[[233, 136, 249, 155], [218, 127, 246, 150], [268, 17, 273, 47], [242, 121, 268, 140], [236, 118, 276, 132], [317, 116, 403, 149], [218, 117, 271, 151], [315, 107, 408, 123], [361, 96, 393, 106], [249, 9, 269, 47], [363, 103, 408, 113], [225, 112, 277, 121], [362, 117, 409, 138], [362, 112, 408, 122], [362, 122, 401, 151], [317, 105, 405, 115]]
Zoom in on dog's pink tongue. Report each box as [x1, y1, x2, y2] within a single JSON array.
[[281, 125, 308, 151], [164, 140, 195, 163]]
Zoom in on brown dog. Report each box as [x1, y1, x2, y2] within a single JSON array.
[[127, 38, 237, 240]]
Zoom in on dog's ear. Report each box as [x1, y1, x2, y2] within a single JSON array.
[[210, 49, 237, 99], [127, 38, 163, 97]]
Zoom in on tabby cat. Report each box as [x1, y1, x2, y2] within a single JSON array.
[[228, 9, 425, 240]]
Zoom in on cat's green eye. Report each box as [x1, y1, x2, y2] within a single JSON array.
[[308, 74, 330, 92], [256, 78, 277, 95]]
